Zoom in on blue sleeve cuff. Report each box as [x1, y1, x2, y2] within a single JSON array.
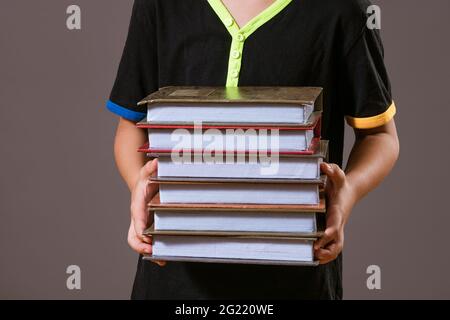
[[106, 100, 146, 122]]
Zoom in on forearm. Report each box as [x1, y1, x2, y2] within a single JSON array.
[[343, 120, 400, 222], [114, 117, 147, 191]]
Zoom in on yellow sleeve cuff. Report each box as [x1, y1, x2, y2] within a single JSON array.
[[346, 102, 396, 129]]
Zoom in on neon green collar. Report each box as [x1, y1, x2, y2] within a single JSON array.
[[207, 0, 293, 86]]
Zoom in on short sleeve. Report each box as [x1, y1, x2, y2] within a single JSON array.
[[106, 0, 158, 122], [342, 27, 396, 129]]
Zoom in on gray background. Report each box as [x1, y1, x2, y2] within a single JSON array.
[[0, 0, 449, 299]]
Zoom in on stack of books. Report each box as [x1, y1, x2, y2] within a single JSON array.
[[136, 87, 328, 266]]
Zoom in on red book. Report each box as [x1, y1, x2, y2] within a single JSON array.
[[137, 114, 322, 156]]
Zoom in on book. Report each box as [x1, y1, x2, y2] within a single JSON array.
[[156, 157, 322, 180], [136, 86, 327, 266], [144, 206, 324, 266], [138, 138, 320, 156], [148, 192, 326, 213], [153, 210, 320, 234], [149, 235, 316, 265], [137, 112, 321, 154], [137, 86, 323, 125], [146, 127, 315, 152], [158, 181, 319, 205], [152, 140, 327, 181]]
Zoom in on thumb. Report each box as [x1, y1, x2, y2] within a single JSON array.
[[133, 215, 149, 240], [314, 228, 334, 250], [140, 159, 158, 179], [320, 162, 345, 188]]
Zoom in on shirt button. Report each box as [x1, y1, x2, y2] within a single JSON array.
[[231, 70, 239, 78], [224, 18, 234, 27], [236, 33, 245, 42], [231, 50, 241, 59]]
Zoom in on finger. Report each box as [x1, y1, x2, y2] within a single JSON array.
[[128, 234, 152, 255], [141, 235, 152, 244], [128, 219, 152, 245], [315, 248, 334, 263], [133, 216, 150, 240], [140, 159, 158, 179], [130, 237, 164, 265], [320, 162, 345, 187], [130, 190, 150, 222], [316, 243, 341, 264], [153, 260, 166, 267], [130, 199, 151, 237], [314, 227, 337, 250]]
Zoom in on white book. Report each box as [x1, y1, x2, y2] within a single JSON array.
[[148, 128, 314, 152], [147, 104, 314, 125], [157, 156, 321, 180], [152, 235, 314, 262], [154, 210, 317, 233], [159, 183, 319, 205]]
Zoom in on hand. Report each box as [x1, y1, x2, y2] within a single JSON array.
[[128, 159, 166, 266], [314, 162, 355, 265]]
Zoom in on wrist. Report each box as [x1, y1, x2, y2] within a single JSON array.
[[340, 179, 358, 225], [345, 177, 359, 204]]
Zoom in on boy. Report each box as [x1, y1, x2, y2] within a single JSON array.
[[107, 0, 399, 299]]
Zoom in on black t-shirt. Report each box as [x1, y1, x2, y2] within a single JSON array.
[[108, 0, 396, 300]]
